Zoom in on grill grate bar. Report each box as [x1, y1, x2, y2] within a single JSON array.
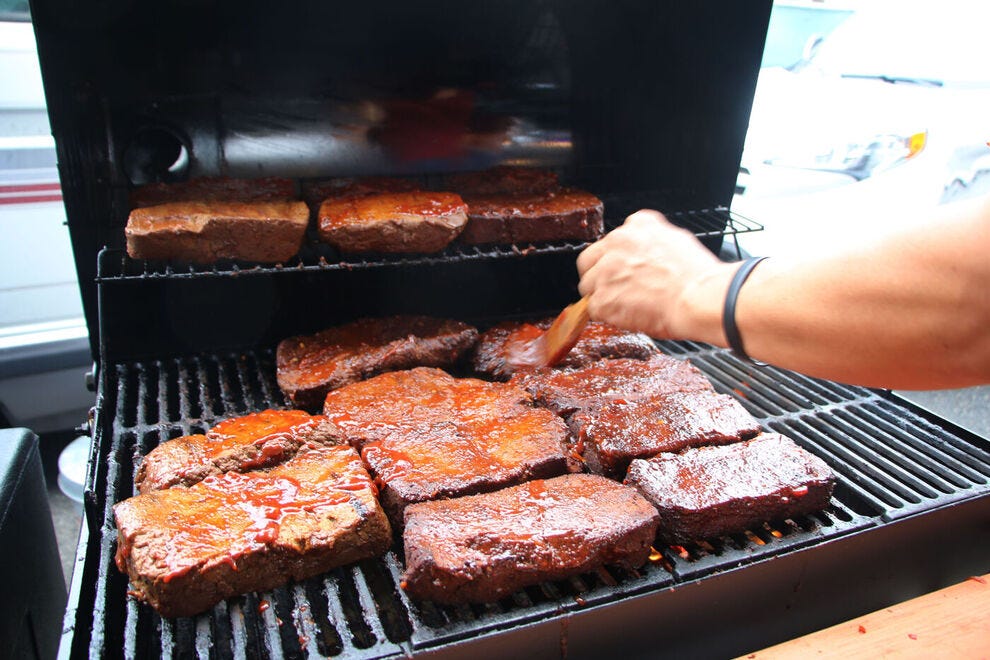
[[864, 402, 990, 482], [830, 407, 973, 494], [210, 601, 235, 660], [769, 416, 912, 512], [292, 583, 327, 657], [89, 377, 134, 658], [136, 360, 154, 428], [275, 585, 311, 656], [349, 564, 390, 649], [195, 355, 221, 420], [254, 592, 288, 658], [688, 348, 867, 417], [160, 618, 176, 660], [226, 600, 252, 660], [805, 411, 949, 500], [175, 357, 198, 424], [195, 615, 214, 659]]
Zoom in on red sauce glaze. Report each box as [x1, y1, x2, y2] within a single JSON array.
[[321, 369, 574, 509], [320, 191, 468, 229], [140, 447, 376, 583], [502, 325, 549, 371], [527, 479, 548, 500], [278, 316, 474, 391], [476, 320, 658, 380], [206, 409, 320, 458], [464, 189, 601, 218], [446, 166, 559, 196], [513, 355, 713, 415]]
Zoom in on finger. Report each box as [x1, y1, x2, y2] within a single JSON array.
[[583, 290, 601, 321], [576, 237, 607, 276], [577, 260, 597, 297], [624, 209, 667, 228]]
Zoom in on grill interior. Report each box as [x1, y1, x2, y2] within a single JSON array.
[[65, 338, 990, 659]]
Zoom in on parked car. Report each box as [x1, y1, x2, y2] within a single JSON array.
[[0, 18, 91, 432], [758, 0, 853, 69], [734, 0, 990, 256]]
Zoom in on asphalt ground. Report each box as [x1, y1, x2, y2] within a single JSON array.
[[895, 386, 990, 439]]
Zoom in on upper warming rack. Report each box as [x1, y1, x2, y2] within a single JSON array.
[[96, 207, 761, 282]]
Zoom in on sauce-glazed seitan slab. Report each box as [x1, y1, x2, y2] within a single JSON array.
[[322, 367, 575, 526], [125, 200, 309, 263], [401, 473, 660, 603], [318, 191, 468, 253], [510, 354, 714, 418], [458, 188, 603, 245], [512, 355, 762, 478], [276, 316, 478, 409], [473, 318, 657, 380], [625, 433, 836, 543], [135, 409, 340, 493], [114, 445, 391, 619]]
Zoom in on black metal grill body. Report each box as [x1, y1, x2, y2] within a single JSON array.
[[62, 340, 990, 659], [28, 1, 990, 658]]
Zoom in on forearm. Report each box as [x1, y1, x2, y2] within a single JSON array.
[[688, 197, 990, 389]]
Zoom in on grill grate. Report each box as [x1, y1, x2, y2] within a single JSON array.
[[95, 208, 761, 282], [67, 341, 990, 658]]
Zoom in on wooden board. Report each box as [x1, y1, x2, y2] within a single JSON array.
[[738, 574, 990, 658]]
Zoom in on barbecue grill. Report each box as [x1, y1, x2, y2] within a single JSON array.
[[29, 1, 990, 658]]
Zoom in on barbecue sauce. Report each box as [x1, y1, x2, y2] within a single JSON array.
[[501, 324, 547, 371], [320, 191, 468, 228], [128, 446, 377, 583], [324, 368, 570, 501]]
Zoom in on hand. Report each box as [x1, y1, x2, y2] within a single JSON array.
[[577, 210, 728, 340]]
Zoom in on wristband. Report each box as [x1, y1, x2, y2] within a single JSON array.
[[722, 256, 768, 364]]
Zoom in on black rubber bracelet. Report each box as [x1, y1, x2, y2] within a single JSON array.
[[723, 256, 768, 364]]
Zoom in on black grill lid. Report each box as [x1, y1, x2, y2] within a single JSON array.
[[29, 0, 772, 356]]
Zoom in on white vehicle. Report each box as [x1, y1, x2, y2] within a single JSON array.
[[734, 0, 990, 257], [0, 19, 90, 431]]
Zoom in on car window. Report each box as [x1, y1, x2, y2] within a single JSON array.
[[810, 0, 990, 85], [0, 0, 28, 22], [759, 1, 853, 69], [0, 17, 83, 331], [735, 0, 990, 257]]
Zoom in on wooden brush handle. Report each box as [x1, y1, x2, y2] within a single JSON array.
[[542, 296, 591, 367]]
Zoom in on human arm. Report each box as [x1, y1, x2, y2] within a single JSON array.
[[576, 196, 990, 390]]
